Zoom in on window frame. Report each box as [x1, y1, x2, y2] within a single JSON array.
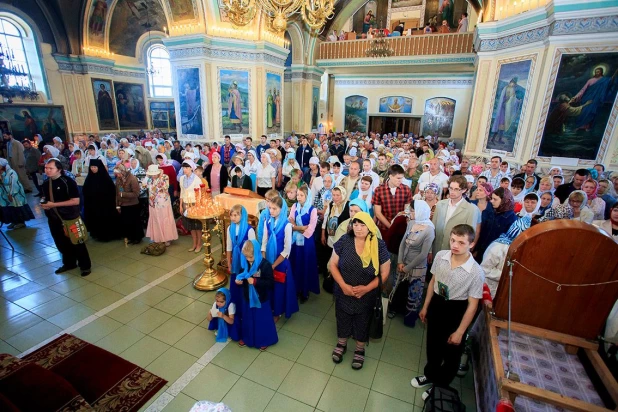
[[147, 45, 172, 98]]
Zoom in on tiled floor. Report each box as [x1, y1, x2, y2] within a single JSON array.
[[0, 195, 477, 412]]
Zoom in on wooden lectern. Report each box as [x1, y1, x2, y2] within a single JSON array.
[[214, 188, 266, 271], [486, 220, 618, 411]]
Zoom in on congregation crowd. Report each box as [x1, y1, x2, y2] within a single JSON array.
[[1, 128, 617, 401]]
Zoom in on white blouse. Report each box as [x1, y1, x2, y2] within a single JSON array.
[[179, 174, 202, 204], [260, 221, 293, 258], [256, 164, 276, 188], [226, 227, 256, 251]]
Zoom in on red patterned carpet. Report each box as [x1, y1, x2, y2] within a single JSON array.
[[0, 334, 166, 411]]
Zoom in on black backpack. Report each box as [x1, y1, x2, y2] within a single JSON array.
[[423, 386, 466, 412]]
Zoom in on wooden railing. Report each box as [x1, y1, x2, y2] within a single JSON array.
[[317, 32, 474, 60]]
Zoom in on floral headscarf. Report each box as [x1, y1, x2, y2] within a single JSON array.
[[583, 178, 598, 200], [493, 187, 515, 214]]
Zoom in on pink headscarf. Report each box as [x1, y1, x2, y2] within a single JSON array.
[[583, 179, 598, 200]]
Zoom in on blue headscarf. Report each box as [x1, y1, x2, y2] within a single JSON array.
[[265, 198, 289, 263], [495, 216, 531, 245], [229, 206, 250, 274], [349, 198, 368, 213], [236, 239, 262, 308], [294, 187, 314, 246], [257, 207, 270, 244], [215, 287, 231, 343]]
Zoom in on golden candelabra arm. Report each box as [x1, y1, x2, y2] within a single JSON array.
[[221, 0, 257, 27], [256, 0, 305, 32], [301, 0, 334, 34]]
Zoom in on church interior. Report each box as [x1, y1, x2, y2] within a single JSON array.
[[0, 0, 617, 411]]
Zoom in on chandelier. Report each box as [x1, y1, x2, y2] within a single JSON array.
[[0, 46, 38, 104], [301, 0, 335, 34], [365, 30, 393, 58], [144, 3, 159, 76], [221, 0, 257, 27]]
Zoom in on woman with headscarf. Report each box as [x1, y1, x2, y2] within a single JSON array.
[[481, 216, 532, 298], [282, 150, 300, 186], [256, 152, 276, 197], [231, 165, 252, 190], [244, 150, 261, 191], [203, 151, 229, 197], [538, 190, 594, 224], [114, 164, 144, 244], [593, 203, 618, 243], [288, 185, 320, 303], [105, 149, 119, 180], [179, 160, 203, 252], [582, 179, 606, 221], [474, 187, 517, 262], [422, 183, 440, 220], [0, 158, 35, 229], [82, 158, 120, 241], [518, 192, 541, 219], [144, 164, 178, 246], [155, 154, 178, 201], [537, 191, 554, 218], [329, 211, 390, 370], [262, 195, 299, 320], [396, 200, 435, 327], [320, 186, 349, 275]]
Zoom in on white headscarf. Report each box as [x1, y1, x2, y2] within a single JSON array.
[[44, 145, 60, 158], [413, 200, 434, 227], [518, 192, 541, 218]]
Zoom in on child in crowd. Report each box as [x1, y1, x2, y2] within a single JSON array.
[[350, 175, 374, 216], [207, 288, 235, 343], [283, 181, 298, 208], [500, 177, 511, 190], [231, 166, 252, 190], [262, 196, 299, 320], [519, 193, 540, 218], [411, 224, 483, 401], [226, 205, 256, 342], [290, 169, 303, 188], [289, 185, 320, 303], [510, 177, 525, 213], [236, 240, 278, 350], [332, 162, 344, 185], [256, 190, 280, 242], [342, 154, 351, 176]]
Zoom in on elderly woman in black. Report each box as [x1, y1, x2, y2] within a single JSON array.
[[329, 211, 390, 370]]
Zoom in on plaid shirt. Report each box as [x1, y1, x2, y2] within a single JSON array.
[[479, 169, 505, 190], [372, 183, 412, 230]]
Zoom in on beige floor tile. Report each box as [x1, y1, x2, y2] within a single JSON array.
[[363, 390, 415, 412], [264, 393, 314, 412], [174, 325, 216, 358], [282, 312, 322, 338], [96, 325, 145, 354], [317, 376, 370, 412], [212, 342, 260, 375], [161, 392, 198, 412], [243, 351, 294, 390], [127, 308, 172, 334], [47, 304, 96, 329], [134, 286, 173, 306], [120, 335, 170, 368], [6, 320, 62, 351], [82, 289, 125, 311], [30, 296, 78, 319], [182, 363, 240, 402], [221, 377, 275, 412], [106, 300, 151, 324], [175, 300, 210, 324], [149, 316, 195, 345], [73, 316, 122, 343], [158, 274, 192, 292], [146, 346, 197, 382], [265, 329, 309, 361], [0, 298, 26, 319], [111, 278, 150, 296], [0, 311, 44, 340], [297, 339, 337, 374], [154, 293, 194, 315], [63, 283, 107, 302], [278, 363, 330, 407]]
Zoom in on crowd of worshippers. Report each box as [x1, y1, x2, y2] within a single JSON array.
[[1, 129, 617, 398]]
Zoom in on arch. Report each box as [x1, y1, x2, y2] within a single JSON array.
[[136, 30, 166, 63], [0, 11, 49, 100], [286, 22, 305, 65]]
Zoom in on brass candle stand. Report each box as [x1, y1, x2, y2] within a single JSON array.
[[186, 185, 228, 291]]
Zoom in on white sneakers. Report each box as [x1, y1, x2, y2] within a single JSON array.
[[410, 375, 431, 388]]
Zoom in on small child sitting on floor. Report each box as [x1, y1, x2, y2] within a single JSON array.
[[207, 288, 235, 343]]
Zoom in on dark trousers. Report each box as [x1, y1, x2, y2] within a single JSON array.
[[423, 294, 468, 387], [257, 187, 270, 197], [29, 172, 41, 195], [48, 218, 91, 270]]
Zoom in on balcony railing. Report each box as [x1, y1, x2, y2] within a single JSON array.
[[318, 32, 474, 60]]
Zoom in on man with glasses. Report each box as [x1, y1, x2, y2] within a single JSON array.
[[431, 175, 481, 261]]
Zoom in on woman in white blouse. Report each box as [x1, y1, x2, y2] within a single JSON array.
[[244, 150, 261, 191], [256, 153, 276, 197]]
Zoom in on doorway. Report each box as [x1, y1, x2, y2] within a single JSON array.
[[369, 116, 421, 135]]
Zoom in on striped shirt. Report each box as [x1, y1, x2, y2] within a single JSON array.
[[430, 250, 484, 301]]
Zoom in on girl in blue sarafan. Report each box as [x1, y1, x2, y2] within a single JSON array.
[[225, 204, 255, 341], [235, 239, 278, 350], [207, 288, 235, 343], [261, 195, 299, 321], [289, 184, 320, 303]]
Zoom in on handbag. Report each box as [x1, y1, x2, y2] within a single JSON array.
[[367, 273, 384, 340], [273, 269, 286, 283], [48, 180, 88, 245], [141, 242, 166, 256]]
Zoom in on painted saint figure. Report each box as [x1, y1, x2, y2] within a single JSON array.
[[545, 94, 593, 135], [569, 67, 618, 131], [267, 90, 274, 128], [388, 98, 402, 113], [275, 89, 281, 126], [490, 77, 521, 144], [439, 0, 454, 28], [89, 0, 107, 36], [228, 81, 243, 132], [97, 83, 115, 121]]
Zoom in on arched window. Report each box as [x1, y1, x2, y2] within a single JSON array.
[[0, 17, 33, 86], [147, 45, 172, 98]]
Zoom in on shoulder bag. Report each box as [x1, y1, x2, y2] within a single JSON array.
[[367, 272, 384, 340], [48, 179, 88, 245]]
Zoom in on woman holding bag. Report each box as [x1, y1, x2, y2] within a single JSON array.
[[329, 212, 390, 370]]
